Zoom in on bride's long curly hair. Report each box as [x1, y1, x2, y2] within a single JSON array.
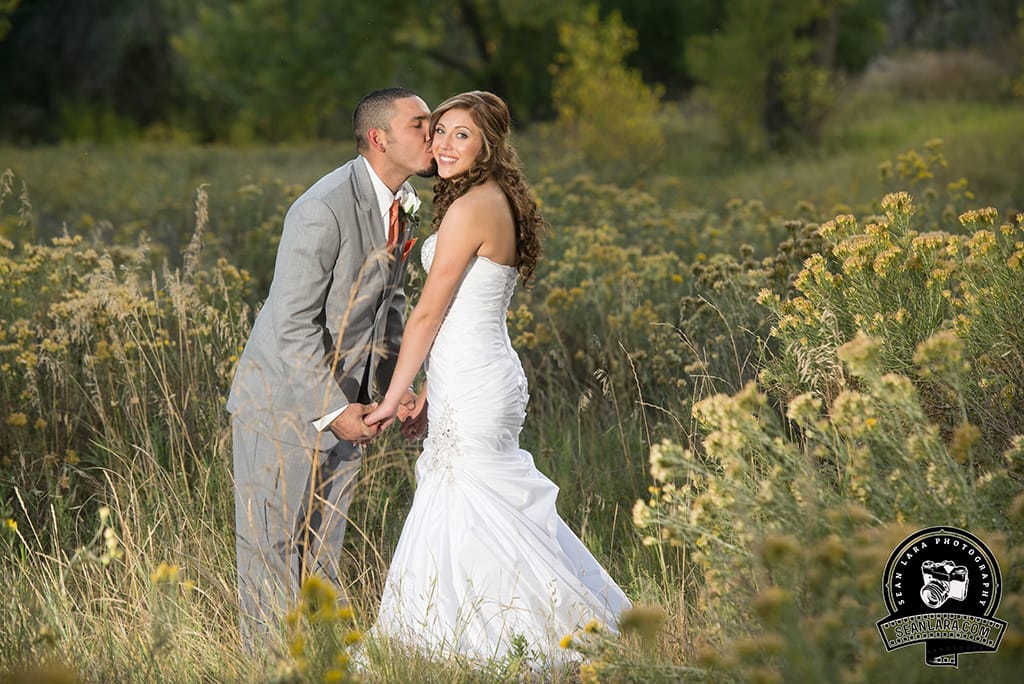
[[429, 91, 545, 285]]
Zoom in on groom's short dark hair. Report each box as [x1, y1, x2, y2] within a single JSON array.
[[354, 87, 419, 152]]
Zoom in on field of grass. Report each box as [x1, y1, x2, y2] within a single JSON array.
[[2, 93, 1023, 682]]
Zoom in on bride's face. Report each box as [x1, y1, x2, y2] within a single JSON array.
[[431, 108, 483, 179]]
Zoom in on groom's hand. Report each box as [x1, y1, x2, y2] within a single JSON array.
[[395, 388, 418, 423], [401, 393, 428, 441], [328, 403, 381, 444]]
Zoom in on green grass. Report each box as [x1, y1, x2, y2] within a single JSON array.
[[648, 99, 1024, 217]]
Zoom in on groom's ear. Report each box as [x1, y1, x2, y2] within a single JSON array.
[[367, 127, 388, 153]]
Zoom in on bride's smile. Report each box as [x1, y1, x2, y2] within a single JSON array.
[[432, 108, 483, 179]]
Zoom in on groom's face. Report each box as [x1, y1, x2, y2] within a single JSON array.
[[385, 96, 435, 178]]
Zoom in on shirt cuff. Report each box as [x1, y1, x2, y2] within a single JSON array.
[[313, 404, 348, 432]]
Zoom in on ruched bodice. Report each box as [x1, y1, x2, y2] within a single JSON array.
[[420, 232, 518, 325], [371, 232, 630, 664], [419, 233, 528, 456]]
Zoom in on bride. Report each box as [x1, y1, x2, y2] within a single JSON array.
[[364, 91, 630, 663]]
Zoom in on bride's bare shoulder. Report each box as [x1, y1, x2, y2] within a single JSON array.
[[448, 180, 508, 215]]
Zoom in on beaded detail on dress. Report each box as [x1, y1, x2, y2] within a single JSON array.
[[421, 400, 458, 485]]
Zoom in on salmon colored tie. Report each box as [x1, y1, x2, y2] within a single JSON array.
[[387, 198, 400, 252]]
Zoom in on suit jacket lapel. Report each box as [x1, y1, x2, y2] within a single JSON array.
[[351, 160, 390, 284]]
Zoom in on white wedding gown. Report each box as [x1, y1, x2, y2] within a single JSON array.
[[370, 233, 631, 663]]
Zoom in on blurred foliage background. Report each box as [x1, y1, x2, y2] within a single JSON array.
[[0, 0, 1018, 146]]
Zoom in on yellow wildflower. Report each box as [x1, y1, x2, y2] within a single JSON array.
[[752, 587, 792, 624], [559, 633, 574, 649], [836, 331, 880, 379], [911, 231, 947, 254], [949, 422, 981, 464], [632, 500, 650, 527], [756, 287, 778, 306], [5, 412, 28, 427], [872, 245, 902, 276], [579, 662, 601, 684], [100, 527, 122, 565], [835, 213, 857, 232], [758, 534, 801, 567], [830, 390, 876, 438], [289, 633, 305, 658], [880, 191, 915, 219], [150, 562, 180, 585], [913, 329, 966, 379], [966, 229, 996, 256], [786, 392, 822, 428], [959, 207, 999, 229], [618, 604, 666, 641]]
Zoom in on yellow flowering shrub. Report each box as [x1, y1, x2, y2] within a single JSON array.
[[635, 347, 1023, 680], [515, 176, 817, 425], [760, 191, 1024, 461]]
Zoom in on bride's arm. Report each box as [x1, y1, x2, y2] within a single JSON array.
[[365, 196, 485, 426]]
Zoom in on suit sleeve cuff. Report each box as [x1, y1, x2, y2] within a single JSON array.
[[313, 403, 348, 432]]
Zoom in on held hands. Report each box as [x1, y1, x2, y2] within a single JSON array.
[[328, 403, 383, 445], [400, 390, 428, 441], [363, 388, 426, 440]]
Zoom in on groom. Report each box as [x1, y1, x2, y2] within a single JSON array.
[[227, 87, 434, 646]]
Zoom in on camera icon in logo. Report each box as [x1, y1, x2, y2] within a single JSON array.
[[920, 560, 969, 609]]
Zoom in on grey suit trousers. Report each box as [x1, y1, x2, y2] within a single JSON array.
[[232, 417, 361, 647]]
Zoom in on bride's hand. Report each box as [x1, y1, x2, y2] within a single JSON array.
[[364, 399, 399, 429]]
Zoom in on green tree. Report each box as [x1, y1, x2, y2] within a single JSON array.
[[389, 0, 581, 122], [551, 5, 666, 181], [1015, 5, 1024, 100], [0, 0, 19, 41], [172, 0, 409, 142], [0, 0, 192, 142], [686, 0, 886, 153], [686, 0, 833, 153], [598, 0, 727, 96], [172, 0, 580, 141]]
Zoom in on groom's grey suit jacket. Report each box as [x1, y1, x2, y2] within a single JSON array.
[[227, 158, 414, 451]]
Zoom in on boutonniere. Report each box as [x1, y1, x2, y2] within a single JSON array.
[[402, 238, 418, 261], [399, 189, 421, 227]]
